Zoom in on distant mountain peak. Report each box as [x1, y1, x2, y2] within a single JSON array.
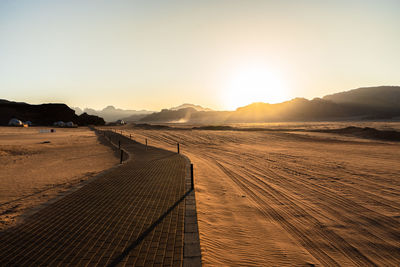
[[323, 86, 400, 109], [103, 105, 116, 111], [170, 103, 213, 112], [72, 105, 153, 122]]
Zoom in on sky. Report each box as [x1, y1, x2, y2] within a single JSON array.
[[1, 0, 399, 111]]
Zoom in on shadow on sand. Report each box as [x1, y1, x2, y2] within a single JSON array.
[[108, 189, 192, 266]]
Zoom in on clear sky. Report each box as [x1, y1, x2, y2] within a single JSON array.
[[1, 0, 399, 111]]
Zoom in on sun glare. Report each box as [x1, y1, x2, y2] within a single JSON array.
[[223, 66, 289, 110]]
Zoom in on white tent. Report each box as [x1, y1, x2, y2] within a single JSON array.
[[53, 121, 65, 127], [8, 118, 23, 126]]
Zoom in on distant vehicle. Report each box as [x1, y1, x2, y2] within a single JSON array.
[[24, 121, 32, 126], [116, 119, 126, 125], [8, 118, 23, 126]]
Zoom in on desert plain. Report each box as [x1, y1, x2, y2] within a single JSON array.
[[0, 127, 119, 230], [123, 122, 400, 266], [1, 122, 400, 266]]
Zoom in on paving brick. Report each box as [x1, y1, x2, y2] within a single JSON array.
[[0, 130, 190, 266], [184, 223, 198, 233]]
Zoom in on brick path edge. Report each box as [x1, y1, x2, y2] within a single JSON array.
[[181, 154, 202, 267]]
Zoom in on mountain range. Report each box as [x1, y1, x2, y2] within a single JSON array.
[[323, 86, 400, 110], [73, 106, 153, 122], [2, 86, 400, 126], [73, 104, 212, 122], [138, 86, 400, 123]]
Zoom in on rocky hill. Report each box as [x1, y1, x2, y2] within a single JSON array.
[[139, 108, 197, 123], [169, 103, 213, 112], [323, 86, 400, 110], [0, 100, 105, 126]]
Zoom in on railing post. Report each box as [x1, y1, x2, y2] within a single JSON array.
[[118, 140, 121, 149], [120, 150, 123, 164], [190, 164, 194, 190], [145, 138, 148, 151], [177, 143, 180, 154]]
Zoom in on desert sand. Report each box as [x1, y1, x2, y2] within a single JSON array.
[[122, 125, 400, 266], [0, 127, 119, 230]]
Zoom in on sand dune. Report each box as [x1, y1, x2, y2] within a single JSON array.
[[0, 127, 119, 230], [124, 127, 400, 266], [313, 126, 400, 141]]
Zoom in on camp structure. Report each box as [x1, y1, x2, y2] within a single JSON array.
[[8, 118, 23, 126], [53, 121, 65, 127], [65, 121, 77, 127]]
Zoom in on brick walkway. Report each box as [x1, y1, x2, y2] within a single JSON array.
[[0, 130, 192, 266]]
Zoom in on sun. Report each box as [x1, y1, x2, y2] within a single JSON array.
[[222, 66, 289, 110]]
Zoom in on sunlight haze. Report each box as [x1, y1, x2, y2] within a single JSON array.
[[1, 0, 399, 110]]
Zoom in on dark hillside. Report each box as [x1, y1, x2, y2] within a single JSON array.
[[0, 100, 105, 126]]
